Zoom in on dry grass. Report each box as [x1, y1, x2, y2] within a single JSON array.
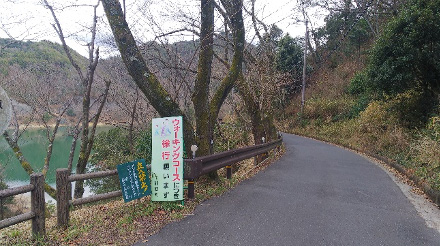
[[308, 58, 365, 99], [0, 147, 284, 246], [280, 53, 440, 199]]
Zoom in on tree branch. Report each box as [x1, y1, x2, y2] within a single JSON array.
[[3, 131, 57, 198], [102, 0, 195, 152], [43, 0, 85, 83]]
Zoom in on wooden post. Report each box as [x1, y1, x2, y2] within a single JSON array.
[[56, 168, 70, 229], [30, 173, 45, 238], [187, 179, 195, 199], [226, 166, 232, 179], [1, 197, 4, 220]]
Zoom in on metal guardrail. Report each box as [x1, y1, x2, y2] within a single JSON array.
[[184, 138, 283, 198], [56, 137, 283, 228], [0, 138, 283, 232], [0, 173, 45, 238]]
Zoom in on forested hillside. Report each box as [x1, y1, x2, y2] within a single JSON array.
[[281, 0, 440, 193], [0, 38, 85, 74], [0, 38, 211, 125], [1, 0, 439, 192], [1, 0, 440, 244], [1, 0, 439, 193]]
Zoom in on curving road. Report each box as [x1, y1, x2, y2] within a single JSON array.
[[137, 133, 440, 245]]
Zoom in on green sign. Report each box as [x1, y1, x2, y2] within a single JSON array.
[[151, 116, 184, 201], [117, 159, 151, 203]]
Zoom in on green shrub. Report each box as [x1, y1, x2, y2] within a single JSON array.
[[379, 90, 437, 128], [214, 118, 249, 152], [135, 128, 153, 161], [427, 115, 440, 141], [348, 94, 371, 118], [42, 112, 52, 122], [159, 201, 183, 212], [346, 0, 440, 126], [66, 108, 76, 117], [357, 101, 395, 133], [45, 200, 56, 218], [410, 122, 440, 189], [0, 178, 13, 217], [365, 0, 440, 95], [87, 127, 152, 194], [355, 100, 410, 156], [348, 70, 369, 95]]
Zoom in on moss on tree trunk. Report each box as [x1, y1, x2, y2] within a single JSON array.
[[3, 132, 57, 199], [192, 0, 215, 157], [102, 0, 195, 153]]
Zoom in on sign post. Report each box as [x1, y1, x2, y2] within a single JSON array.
[[151, 116, 184, 201], [117, 159, 151, 203]]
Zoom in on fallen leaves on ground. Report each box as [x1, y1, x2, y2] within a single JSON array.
[[0, 148, 284, 245]]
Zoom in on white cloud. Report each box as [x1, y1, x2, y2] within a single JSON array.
[[0, 0, 327, 57]]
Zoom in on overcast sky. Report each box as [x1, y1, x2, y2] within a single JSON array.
[[0, 0, 326, 57]]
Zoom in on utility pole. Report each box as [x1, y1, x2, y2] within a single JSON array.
[[301, 19, 308, 114]]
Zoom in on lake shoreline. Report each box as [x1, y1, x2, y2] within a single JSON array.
[[6, 122, 111, 130], [1, 125, 113, 187]]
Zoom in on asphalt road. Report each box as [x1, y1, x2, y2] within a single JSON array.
[[137, 133, 440, 246]]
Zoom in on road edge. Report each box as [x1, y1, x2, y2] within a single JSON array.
[[285, 133, 440, 233]]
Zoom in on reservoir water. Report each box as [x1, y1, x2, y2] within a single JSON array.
[[0, 126, 113, 201]]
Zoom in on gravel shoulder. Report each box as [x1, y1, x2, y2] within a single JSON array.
[[368, 155, 440, 233]]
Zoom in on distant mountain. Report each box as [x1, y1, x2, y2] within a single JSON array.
[[0, 38, 87, 75], [0, 38, 90, 124], [0, 37, 237, 124]]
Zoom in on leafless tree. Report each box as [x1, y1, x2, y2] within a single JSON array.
[[0, 0, 111, 199], [99, 56, 154, 151], [43, 0, 111, 198], [0, 63, 72, 198], [102, 0, 246, 165]]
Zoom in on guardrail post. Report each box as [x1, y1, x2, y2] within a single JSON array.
[[226, 166, 232, 179], [187, 179, 195, 199], [56, 168, 70, 229], [30, 173, 45, 238]]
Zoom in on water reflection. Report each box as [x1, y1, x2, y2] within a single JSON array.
[[0, 126, 112, 198]]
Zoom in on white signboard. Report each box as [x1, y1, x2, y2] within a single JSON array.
[[151, 116, 184, 201]]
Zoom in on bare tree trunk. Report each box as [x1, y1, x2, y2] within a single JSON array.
[[74, 80, 110, 198], [224, 15, 229, 64], [235, 76, 277, 164], [206, 0, 246, 176], [42, 118, 62, 176], [44, 0, 109, 199], [67, 123, 81, 172], [209, 0, 245, 132], [102, 0, 246, 165], [102, 0, 196, 153], [239, 0, 278, 146], [2, 132, 57, 198], [74, 76, 93, 199], [128, 89, 140, 153], [193, 0, 215, 157], [343, 0, 351, 32], [301, 20, 308, 114], [236, 77, 264, 139]]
